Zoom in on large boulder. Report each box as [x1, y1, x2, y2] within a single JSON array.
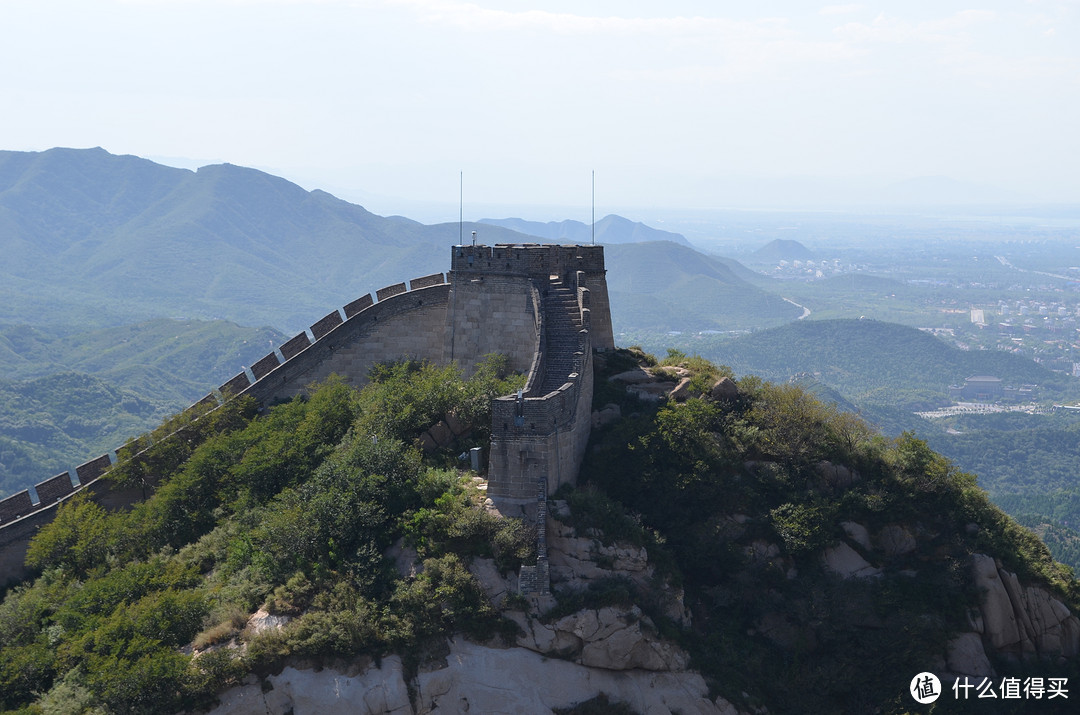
[[821, 542, 881, 579], [710, 377, 739, 401]]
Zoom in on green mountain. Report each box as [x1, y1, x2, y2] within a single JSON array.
[[604, 241, 803, 333], [1, 148, 794, 340], [0, 319, 285, 499], [695, 317, 1068, 406], [0, 148, 526, 332], [1, 354, 1076, 714], [478, 214, 693, 246]]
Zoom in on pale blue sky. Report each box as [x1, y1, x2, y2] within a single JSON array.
[[2, 1, 1078, 214]]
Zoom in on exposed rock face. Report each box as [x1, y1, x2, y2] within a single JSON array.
[[607, 367, 654, 384], [946, 632, 994, 679], [209, 639, 738, 715], [821, 541, 881, 579], [468, 557, 517, 609], [669, 377, 693, 402], [546, 514, 690, 625], [245, 608, 291, 637], [840, 521, 872, 551], [971, 553, 1080, 658], [815, 461, 859, 489], [509, 605, 689, 672]]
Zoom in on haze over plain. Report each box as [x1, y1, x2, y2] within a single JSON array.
[[3, 0, 1078, 218]]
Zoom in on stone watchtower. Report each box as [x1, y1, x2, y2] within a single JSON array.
[[446, 244, 613, 506]]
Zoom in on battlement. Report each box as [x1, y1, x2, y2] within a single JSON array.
[[450, 243, 606, 278]]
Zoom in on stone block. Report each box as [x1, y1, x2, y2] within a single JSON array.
[[35, 472, 74, 505], [376, 282, 407, 301], [344, 293, 374, 318], [75, 454, 112, 484], [250, 352, 281, 380], [310, 309, 343, 340], [280, 332, 312, 360]]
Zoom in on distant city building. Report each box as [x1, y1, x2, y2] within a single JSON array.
[[970, 309, 985, 325], [948, 375, 1037, 402]]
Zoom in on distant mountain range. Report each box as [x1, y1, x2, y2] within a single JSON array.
[[0, 147, 807, 495], [0, 147, 791, 336], [478, 215, 692, 246], [0, 148, 527, 331]]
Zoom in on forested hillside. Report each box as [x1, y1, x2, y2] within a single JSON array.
[[0, 148, 524, 331], [696, 318, 1069, 406], [0, 320, 285, 498], [2, 352, 1076, 714], [604, 242, 802, 332]]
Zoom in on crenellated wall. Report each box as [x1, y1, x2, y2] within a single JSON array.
[[0, 245, 611, 587]]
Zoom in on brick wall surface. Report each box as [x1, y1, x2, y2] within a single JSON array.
[[0, 491, 36, 524], [34, 472, 75, 505], [310, 310, 344, 340], [280, 332, 312, 360], [219, 371, 252, 396], [75, 454, 112, 484], [250, 351, 282, 380], [376, 282, 407, 301], [344, 294, 374, 318]]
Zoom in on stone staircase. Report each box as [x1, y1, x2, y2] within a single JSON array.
[[539, 278, 584, 395]]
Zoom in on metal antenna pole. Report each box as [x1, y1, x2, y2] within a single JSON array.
[[459, 171, 463, 245], [591, 170, 595, 245]]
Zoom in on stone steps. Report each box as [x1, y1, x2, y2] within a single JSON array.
[[540, 281, 584, 393]]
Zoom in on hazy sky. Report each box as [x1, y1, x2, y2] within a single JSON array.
[[3, 0, 1078, 214]]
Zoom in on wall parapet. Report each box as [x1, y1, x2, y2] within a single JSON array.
[[451, 243, 606, 279]]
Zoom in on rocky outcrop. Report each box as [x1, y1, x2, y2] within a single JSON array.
[[821, 541, 881, 579], [209, 638, 739, 715], [945, 632, 994, 679], [710, 377, 739, 401], [547, 506, 690, 625], [971, 553, 1080, 658], [509, 605, 689, 672], [591, 403, 621, 428]]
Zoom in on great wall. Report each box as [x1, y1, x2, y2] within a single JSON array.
[[0, 243, 614, 590]]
